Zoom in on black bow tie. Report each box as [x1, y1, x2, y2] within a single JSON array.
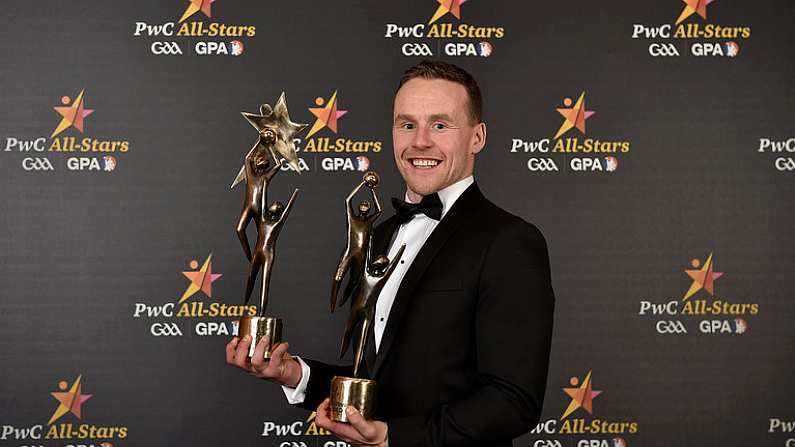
[[391, 193, 443, 225]]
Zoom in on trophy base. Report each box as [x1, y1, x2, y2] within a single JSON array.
[[330, 376, 378, 422], [238, 316, 282, 359]]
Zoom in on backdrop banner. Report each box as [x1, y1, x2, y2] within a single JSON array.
[[1, 1, 793, 446]]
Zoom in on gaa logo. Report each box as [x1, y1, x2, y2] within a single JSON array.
[[401, 42, 433, 56], [150, 41, 183, 55], [527, 158, 558, 172], [150, 322, 183, 337], [648, 43, 680, 57], [22, 157, 54, 171], [656, 320, 687, 334], [775, 157, 795, 171]]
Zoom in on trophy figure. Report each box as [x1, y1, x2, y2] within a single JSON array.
[[329, 172, 406, 422], [330, 242, 405, 422], [233, 93, 306, 359], [330, 171, 382, 313]]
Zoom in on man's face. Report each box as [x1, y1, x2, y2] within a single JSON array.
[[392, 78, 486, 200]]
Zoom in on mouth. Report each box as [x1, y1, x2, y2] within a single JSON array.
[[407, 157, 442, 170]]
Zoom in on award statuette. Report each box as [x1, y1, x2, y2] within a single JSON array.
[[330, 171, 383, 312], [232, 92, 307, 359], [329, 172, 406, 422]]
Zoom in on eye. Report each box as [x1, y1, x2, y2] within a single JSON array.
[[398, 122, 415, 130], [432, 122, 448, 130]]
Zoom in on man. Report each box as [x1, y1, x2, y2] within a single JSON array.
[[227, 60, 555, 446]]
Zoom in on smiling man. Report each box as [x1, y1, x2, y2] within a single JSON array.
[[227, 60, 555, 447]]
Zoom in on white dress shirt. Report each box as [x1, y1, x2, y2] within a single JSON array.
[[282, 176, 475, 404]]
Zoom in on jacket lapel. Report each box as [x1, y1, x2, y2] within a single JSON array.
[[371, 183, 483, 377]]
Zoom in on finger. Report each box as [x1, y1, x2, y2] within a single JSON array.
[[315, 398, 331, 423], [345, 406, 381, 442], [315, 399, 362, 443], [314, 399, 335, 429], [267, 342, 289, 369], [225, 337, 239, 364], [250, 336, 270, 370], [346, 407, 377, 440], [233, 334, 253, 367]]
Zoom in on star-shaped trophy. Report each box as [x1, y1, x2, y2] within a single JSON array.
[[231, 92, 307, 188], [233, 92, 307, 359]]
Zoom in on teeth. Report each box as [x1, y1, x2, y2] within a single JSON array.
[[411, 159, 439, 167]]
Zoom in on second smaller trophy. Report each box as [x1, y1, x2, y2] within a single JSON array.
[[329, 171, 405, 422]]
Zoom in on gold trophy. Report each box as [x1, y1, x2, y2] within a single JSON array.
[[329, 172, 405, 422], [232, 92, 306, 359]]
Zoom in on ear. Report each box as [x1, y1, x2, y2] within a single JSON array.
[[471, 121, 486, 155]]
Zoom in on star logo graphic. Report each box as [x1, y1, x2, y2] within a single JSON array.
[[561, 370, 602, 419], [683, 253, 723, 301], [179, 254, 222, 303], [554, 92, 595, 139], [51, 90, 94, 138], [305, 91, 348, 139], [48, 375, 92, 425], [231, 92, 309, 188], [429, 0, 467, 25], [179, 0, 214, 23], [675, 0, 715, 25]]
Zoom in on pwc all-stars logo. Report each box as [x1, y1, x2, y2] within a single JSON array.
[[132, 253, 254, 338], [384, 0, 502, 58], [133, 0, 255, 56], [2, 89, 129, 173], [638, 252, 759, 335], [631, 0, 750, 58], [0, 375, 128, 445], [292, 90, 382, 174], [530, 370, 637, 446], [510, 91, 631, 174]]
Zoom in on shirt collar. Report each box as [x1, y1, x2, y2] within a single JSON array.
[[403, 175, 474, 219]]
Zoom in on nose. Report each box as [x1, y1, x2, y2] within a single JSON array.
[[411, 125, 433, 150]]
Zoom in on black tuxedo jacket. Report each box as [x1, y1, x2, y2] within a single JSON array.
[[300, 182, 555, 446]]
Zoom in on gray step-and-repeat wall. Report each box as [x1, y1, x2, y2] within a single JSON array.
[[1, 1, 793, 446]]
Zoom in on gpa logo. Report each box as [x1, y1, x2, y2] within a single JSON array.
[[631, 0, 751, 58], [103, 155, 117, 171], [132, 253, 254, 338], [443, 41, 493, 57], [67, 156, 117, 172], [320, 156, 371, 172], [637, 252, 759, 335], [2, 90, 130, 173], [384, 0, 505, 58], [132, 0, 257, 56], [194, 39, 244, 56], [529, 371, 638, 444], [510, 92, 630, 174]]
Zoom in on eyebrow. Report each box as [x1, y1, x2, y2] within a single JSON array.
[[394, 113, 455, 124]]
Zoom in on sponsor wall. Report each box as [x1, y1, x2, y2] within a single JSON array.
[[1, 1, 793, 446]]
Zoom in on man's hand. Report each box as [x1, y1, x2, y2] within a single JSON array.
[[225, 335, 302, 387], [315, 398, 388, 447]]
